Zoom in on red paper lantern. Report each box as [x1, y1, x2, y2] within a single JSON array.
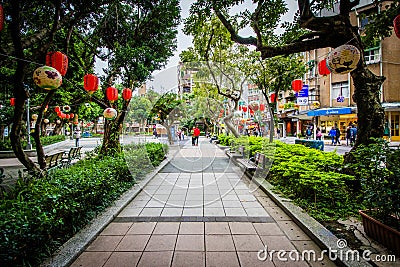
[[292, 79, 303, 92], [70, 113, 74, 119], [54, 106, 61, 113], [260, 103, 265, 112], [10, 98, 15, 106], [0, 4, 4, 32], [270, 93, 276, 103], [242, 106, 248, 112], [106, 87, 118, 102], [318, 59, 331, 76], [84, 74, 99, 94], [122, 88, 132, 101], [46, 51, 68, 76], [394, 14, 400, 39]]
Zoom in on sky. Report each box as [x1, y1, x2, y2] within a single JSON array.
[[147, 0, 298, 94]]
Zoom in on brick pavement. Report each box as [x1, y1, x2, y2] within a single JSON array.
[[70, 138, 335, 267]]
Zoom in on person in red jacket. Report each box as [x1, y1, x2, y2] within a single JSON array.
[[193, 127, 200, 146]]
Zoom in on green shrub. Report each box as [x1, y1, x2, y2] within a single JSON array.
[[0, 135, 66, 150], [0, 142, 167, 266], [217, 133, 233, 146], [266, 141, 360, 221]]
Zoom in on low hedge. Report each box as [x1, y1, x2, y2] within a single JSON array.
[[0, 142, 167, 266], [228, 137, 362, 222], [0, 135, 66, 150]]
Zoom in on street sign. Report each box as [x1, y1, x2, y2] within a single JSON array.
[[297, 97, 308, 106], [297, 85, 309, 97], [337, 95, 345, 102]]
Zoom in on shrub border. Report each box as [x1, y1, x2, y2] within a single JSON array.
[[220, 145, 373, 267], [40, 149, 173, 267]]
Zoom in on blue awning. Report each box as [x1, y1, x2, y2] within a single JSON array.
[[307, 107, 352, 117]]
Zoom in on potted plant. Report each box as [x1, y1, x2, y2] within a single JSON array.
[[350, 138, 400, 255]]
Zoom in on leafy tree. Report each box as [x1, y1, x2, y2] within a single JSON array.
[[126, 96, 153, 132], [149, 92, 183, 144], [188, 0, 398, 161]]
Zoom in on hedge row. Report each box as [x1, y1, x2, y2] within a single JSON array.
[[0, 142, 167, 266]]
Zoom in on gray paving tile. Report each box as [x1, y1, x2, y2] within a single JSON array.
[[139, 208, 163, 217], [161, 208, 183, 217], [224, 208, 247, 216], [222, 200, 243, 208], [182, 207, 203, 216], [179, 222, 204, 235], [204, 207, 225, 216]]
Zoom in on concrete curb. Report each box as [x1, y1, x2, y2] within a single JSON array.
[[40, 151, 172, 267], [215, 144, 373, 267]]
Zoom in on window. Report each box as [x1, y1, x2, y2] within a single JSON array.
[[364, 47, 381, 64], [331, 82, 349, 100]]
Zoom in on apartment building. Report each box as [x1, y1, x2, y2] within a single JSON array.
[[277, 0, 400, 140]]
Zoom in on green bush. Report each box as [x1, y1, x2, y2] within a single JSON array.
[[0, 142, 167, 266], [217, 133, 234, 146], [0, 135, 66, 150], [266, 141, 360, 221]]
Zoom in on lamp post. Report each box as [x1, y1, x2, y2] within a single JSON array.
[[25, 98, 32, 150]]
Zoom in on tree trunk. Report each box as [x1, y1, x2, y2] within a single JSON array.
[[223, 112, 239, 137], [100, 119, 122, 155], [344, 66, 385, 163], [53, 122, 63, 135], [162, 122, 174, 145], [266, 103, 275, 142]]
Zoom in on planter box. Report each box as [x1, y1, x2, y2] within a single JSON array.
[[359, 210, 400, 255]]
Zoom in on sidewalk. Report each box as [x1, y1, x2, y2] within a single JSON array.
[[70, 138, 334, 267]]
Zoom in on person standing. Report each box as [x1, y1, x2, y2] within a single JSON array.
[[306, 126, 312, 139], [335, 125, 341, 145], [73, 127, 81, 147], [193, 126, 200, 146], [350, 125, 357, 146], [316, 127, 322, 140], [346, 126, 352, 146], [329, 127, 336, 145]]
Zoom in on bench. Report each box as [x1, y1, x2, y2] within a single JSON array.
[[45, 151, 65, 172], [237, 151, 265, 171], [226, 145, 245, 159], [62, 146, 82, 167]]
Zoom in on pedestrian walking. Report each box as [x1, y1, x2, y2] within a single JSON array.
[[350, 125, 357, 146], [306, 126, 312, 139], [193, 126, 200, 146], [73, 127, 81, 147], [329, 127, 336, 145], [153, 128, 158, 139], [346, 126, 352, 146], [316, 127, 322, 140], [335, 125, 341, 145]]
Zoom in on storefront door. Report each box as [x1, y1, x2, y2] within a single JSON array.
[[391, 112, 400, 141]]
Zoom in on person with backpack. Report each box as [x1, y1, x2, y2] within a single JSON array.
[[306, 126, 312, 139], [350, 125, 357, 146]]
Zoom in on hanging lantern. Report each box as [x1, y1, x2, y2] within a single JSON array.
[[56, 119, 61, 124], [260, 103, 265, 112], [249, 101, 259, 111], [54, 106, 61, 113], [74, 114, 78, 123], [292, 79, 303, 92], [278, 104, 284, 109], [0, 4, 4, 32], [62, 105, 71, 113], [270, 93, 276, 103], [122, 88, 132, 101], [32, 114, 38, 121], [106, 87, 118, 103], [10, 98, 15, 106], [103, 107, 117, 120], [70, 113, 74, 119], [84, 74, 99, 94], [43, 119, 49, 124], [242, 106, 248, 113], [318, 59, 331, 76], [250, 109, 254, 115], [44, 105, 48, 113], [394, 14, 400, 39], [46, 51, 68, 76], [33, 66, 62, 90], [326, 45, 360, 74]]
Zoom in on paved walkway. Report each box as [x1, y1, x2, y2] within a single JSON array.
[[70, 138, 334, 267]]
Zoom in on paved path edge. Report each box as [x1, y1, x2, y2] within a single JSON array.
[[218, 142, 373, 267], [40, 151, 173, 267]]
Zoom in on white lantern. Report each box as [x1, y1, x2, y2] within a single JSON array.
[[43, 119, 49, 124], [31, 114, 38, 120], [103, 108, 117, 120], [326, 45, 360, 74], [33, 66, 62, 90]]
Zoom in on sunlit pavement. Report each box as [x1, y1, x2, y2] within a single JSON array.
[[70, 137, 335, 267]]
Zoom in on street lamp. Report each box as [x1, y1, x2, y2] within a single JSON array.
[[25, 97, 32, 150]]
